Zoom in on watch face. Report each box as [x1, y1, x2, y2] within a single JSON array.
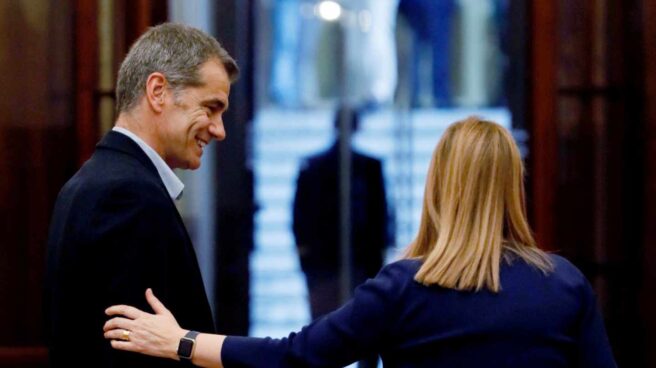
[[177, 337, 194, 359]]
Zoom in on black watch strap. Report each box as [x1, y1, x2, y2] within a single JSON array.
[[177, 330, 200, 360]]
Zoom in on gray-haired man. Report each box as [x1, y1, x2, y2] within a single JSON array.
[[45, 23, 238, 366]]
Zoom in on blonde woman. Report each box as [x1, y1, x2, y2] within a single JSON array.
[[103, 117, 616, 367]]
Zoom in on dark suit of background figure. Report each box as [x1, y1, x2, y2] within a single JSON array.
[[293, 142, 390, 318], [45, 131, 215, 367]]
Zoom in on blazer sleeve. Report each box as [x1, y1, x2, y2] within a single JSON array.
[[575, 279, 617, 368], [89, 180, 182, 367], [222, 262, 409, 367]]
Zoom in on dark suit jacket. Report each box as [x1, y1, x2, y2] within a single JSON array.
[[45, 131, 214, 367], [222, 255, 617, 368], [292, 142, 390, 281]]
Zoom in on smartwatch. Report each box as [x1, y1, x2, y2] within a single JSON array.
[[177, 330, 200, 360]]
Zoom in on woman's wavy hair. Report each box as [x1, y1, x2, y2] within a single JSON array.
[[404, 116, 553, 292]]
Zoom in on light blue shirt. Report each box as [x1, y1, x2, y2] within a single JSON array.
[[112, 127, 184, 200]]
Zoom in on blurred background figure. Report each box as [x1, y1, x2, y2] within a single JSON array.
[[398, 0, 456, 107], [292, 106, 391, 367], [269, 0, 321, 107], [292, 107, 391, 318]]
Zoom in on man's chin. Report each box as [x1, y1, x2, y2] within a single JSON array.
[[188, 160, 201, 170], [173, 160, 200, 170]]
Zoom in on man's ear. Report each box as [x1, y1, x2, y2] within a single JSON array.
[[145, 72, 168, 113]]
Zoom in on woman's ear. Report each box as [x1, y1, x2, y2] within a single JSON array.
[[145, 72, 167, 113]]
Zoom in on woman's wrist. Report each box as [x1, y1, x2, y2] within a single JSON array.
[[170, 328, 190, 361], [190, 333, 226, 368]]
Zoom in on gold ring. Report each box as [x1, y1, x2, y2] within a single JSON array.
[[121, 329, 131, 341]]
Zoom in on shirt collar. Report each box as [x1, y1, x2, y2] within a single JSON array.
[[112, 127, 185, 200]]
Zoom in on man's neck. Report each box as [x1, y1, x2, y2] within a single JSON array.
[[114, 112, 163, 158]]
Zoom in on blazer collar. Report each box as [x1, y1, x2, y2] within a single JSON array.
[[96, 130, 160, 177]]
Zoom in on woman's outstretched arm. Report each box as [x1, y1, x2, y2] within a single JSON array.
[[103, 288, 225, 368], [105, 262, 407, 367]]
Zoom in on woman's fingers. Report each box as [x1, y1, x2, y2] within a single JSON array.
[[107, 331, 169, 359], [110, 339, 137, 353], [105, 304, 145, 319], [145, 288, 172, 316], [103, 316, 135, 332], [104, 328, 132, 341], [103, 292, 183, 360]]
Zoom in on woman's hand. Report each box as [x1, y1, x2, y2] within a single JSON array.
[[104, 288, 187, 360]]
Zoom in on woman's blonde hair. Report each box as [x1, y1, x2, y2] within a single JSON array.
[[404, 116, 553, 292]]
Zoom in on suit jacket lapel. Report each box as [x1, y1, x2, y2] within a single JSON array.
[[96, 131, 198, 251], [97, 131, 180, 220], [96, 131, 161, 178]]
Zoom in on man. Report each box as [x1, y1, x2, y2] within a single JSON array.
[[292, 107, 391, 368], [45, 23, 238, 366]]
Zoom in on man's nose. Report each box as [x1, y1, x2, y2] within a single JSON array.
[[209, 118, 226, 141]]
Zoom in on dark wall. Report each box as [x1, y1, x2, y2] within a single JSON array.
[[640, 0, 656, 366], [527, 0, 656, 366], [212, 0, 256, 336], [0, 1, 167, 366], [0, 0, 75, 365]]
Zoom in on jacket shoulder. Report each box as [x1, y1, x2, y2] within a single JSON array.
[[541, 253, 597, 299], [371, 259, 422, 291], [548, 254, 588, 284], [52, 155, 170, 234]]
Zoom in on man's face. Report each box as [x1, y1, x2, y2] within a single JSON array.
[[159, 59, 231, 170]]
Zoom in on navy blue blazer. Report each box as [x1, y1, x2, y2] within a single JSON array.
[[45, 131, 214, 367], [222, 255, 616, 367]]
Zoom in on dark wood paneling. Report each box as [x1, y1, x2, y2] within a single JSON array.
[[74, 0, 99, 164], [551, 0, 648, 364], [605, 0, 647, 365], [641, 0, 656, 366], [554, 0, 598, 274], [0, 1, 76, 366], [529, 0, 654, 365], [1, 1, 168, 366], [124, 0, 169, 49], [529, 0, 557, 251], [0, 347, 47, 368]]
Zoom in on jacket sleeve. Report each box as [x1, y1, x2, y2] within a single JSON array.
[[575, 279, 617, 368], [90, 180, 182, 367], [222, 262, 408, 368]]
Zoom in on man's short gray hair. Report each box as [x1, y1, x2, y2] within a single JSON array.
[[116, 23, 239, 113]]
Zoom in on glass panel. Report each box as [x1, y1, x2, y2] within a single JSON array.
[[251, 2, 511, 366]]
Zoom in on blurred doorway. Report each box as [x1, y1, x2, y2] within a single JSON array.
[[249, 2, 514, 354]]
